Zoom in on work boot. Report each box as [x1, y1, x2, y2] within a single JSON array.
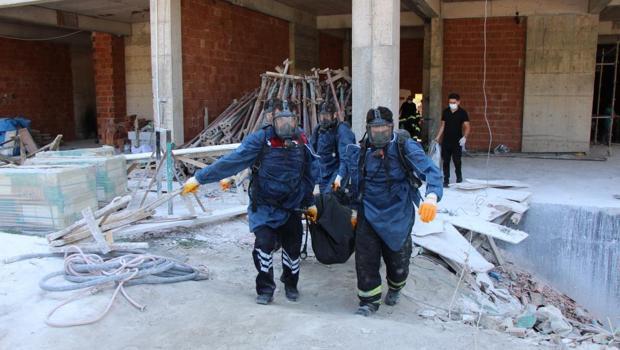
[[284, 286, 299, 302], [256, 294, 273, 305], [384, 289, 400, 306], [355, 303, 379, 317]]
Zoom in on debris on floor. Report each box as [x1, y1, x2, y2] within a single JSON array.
[[408, 178, 619, 348]]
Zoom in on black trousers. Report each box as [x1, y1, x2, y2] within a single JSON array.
[[355, 215, 413, 308], [252, 213, 303, 296], [441, 142, 462, 183]]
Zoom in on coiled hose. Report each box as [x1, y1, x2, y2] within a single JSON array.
[[5, 246, 208, 327]]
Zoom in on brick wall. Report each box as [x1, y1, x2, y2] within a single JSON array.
[[181, 0, 290, 140], [400, 38, 424, 95], [319, 32, 343, 69], [443, 17, 526, 151], [0, 38, 75, 140], [92, 32, 127, 147]]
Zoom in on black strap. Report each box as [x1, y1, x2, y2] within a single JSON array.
[[357, 132, 422, 202], [249, 136, 307, 212], [395, 130, 422, 189]]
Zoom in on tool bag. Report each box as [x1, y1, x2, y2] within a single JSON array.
[[309, 193, 355, 264]]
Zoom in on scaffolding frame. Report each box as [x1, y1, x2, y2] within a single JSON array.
[[592, 42, 620, 155]]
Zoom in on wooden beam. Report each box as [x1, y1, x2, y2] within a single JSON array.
[[402, 0, 440, 19], [590, 0, 613, 13], [0, 0, 61, 8], [81, 207, 111, 254], [0, 6, 131, 36]]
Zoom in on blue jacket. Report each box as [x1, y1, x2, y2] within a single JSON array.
[[338, 133, 443, 251], [311, 122, 356, 193], [194, 126, 317, 232]]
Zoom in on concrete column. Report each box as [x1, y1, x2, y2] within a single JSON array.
[[150, 0, 183, 144], [428, 18, 443, 139], [351, 0, 401, 139]]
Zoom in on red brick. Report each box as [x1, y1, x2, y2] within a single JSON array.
[[0, 38, 75, 140], [92, 32, 127, 145], [181, 0, 289, 140], [442, 17, 526, 151], [400, 38, 424, 95], [319, 32, 343, 69]]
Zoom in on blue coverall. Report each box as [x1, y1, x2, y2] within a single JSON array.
[[338, 133, 443, 308], [310, 122, 356, 193], [194, 125, 317, 296]]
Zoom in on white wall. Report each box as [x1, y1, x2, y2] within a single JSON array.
[[125, 21, 153, 121]]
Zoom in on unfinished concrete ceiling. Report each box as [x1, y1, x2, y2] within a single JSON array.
[[600, 5, 620, 21], [39, 0, 149, 23], [274, 0, 351, 16]]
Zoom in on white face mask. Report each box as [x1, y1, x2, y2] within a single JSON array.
[[449, 103, 458, 111]]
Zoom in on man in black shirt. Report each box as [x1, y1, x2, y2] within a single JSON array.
[[434, 93, 471, 187]]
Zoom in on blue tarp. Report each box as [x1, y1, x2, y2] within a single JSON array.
[[0, 117, 31, 155]]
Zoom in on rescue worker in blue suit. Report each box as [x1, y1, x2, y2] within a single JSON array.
[[310, 101, 356, 193], [333, 106, 443, 316], [182, 102, 318, 305]]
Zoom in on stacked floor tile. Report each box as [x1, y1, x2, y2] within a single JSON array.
[[27, 152, 127, 203], [0, 165, 98, 234]]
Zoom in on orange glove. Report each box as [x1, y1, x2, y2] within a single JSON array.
[[332, 175, 342, 192], [306, 205, 318, 223], [220, 178, 233, 191], [182, 177, 200, 195], [350, 209, 358, 229], [418, 193, 438, 223]]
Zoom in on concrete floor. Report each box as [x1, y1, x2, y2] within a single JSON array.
[[459, 145, 620, 208], [0, 224, 545, 350]]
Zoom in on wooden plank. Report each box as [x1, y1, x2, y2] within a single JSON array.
[[465, 178, 529, 188], [412, 223, 494, 273], [114, 205, 247, 239], [81, 207, 111, 254], [17, 128, 38, 153], [46, 195, 131, 242], [487, 197, 529, 214], [48, 242, 149, 254], [440, 214, 529, 244], [176, 156, 207, 169], [486, 236, 505, 266]]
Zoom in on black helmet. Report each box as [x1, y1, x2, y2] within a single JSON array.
[[273, 100, 298, 139], [264, 98, 282, 113], [366, 107, 393, 148], [318, 101, 337, 129]]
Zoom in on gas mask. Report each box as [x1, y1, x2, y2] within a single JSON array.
[[319, 112, 337, 130], [273, 103, 298, 140], [366, 109, 393, 148]]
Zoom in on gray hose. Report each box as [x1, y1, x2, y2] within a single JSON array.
[[6, 247, 208, 327]]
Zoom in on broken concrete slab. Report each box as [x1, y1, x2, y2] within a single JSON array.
[[536, 305, 573, 336], [412, 223, 494, 273], [439, 214, 529, 244]]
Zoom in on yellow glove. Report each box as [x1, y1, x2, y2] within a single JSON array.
[[350, 209, 358, 229], [182, 176, 200, 195], [306, 205, 318, 223], [418, 193, 438, 223], [220, 178, 233, 191], [332, 175, 342, 192]]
